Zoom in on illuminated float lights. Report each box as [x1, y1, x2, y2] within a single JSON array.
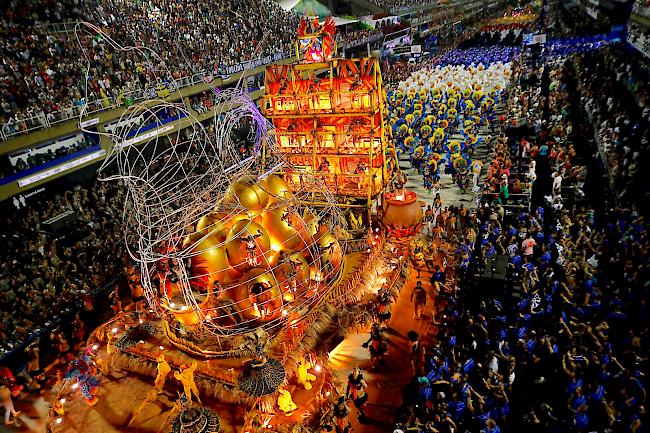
[[264, 96, 379, 116], [277, 146, 384, 156], [263, 21, 395, 214]]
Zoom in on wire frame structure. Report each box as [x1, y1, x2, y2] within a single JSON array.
[[72, 23, 348, 339]]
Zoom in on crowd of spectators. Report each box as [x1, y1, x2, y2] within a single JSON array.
[[336, 29, 383, 49], [0, 181, 125, 356], [392, 45, 647, 433], [10, 135, 98, 174], [382, 58, 437, 87], [368, 0, 437, 13], [574, 45, 649, 201], [1, 0, 300, 136], [458, 29, 526, 49]]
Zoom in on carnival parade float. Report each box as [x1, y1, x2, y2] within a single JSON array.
[[262, 17, 399, 228], [46, 20, 406, 433]]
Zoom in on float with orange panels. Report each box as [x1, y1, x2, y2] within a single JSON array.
[[262, 17, 397, 226]]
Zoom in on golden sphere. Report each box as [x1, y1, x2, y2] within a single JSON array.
[[225, 219, 271, 274], [228, 174, 270, 211], [264, 175, 293, 201], [261, 207, 302, 250], [195, 212, 231, 243], [232, 268, 281, 322], [295, 209, 319, 242], [196, 214, 217, 232], [189, 235, 230, 289]]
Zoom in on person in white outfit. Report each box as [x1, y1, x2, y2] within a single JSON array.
[[552, 171, 563, 193], [1, 384, 20, 425]]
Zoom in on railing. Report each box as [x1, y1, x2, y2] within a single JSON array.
[[2, 75, 189, 141], [388, 1, 438, 14], [338, 32, 384, 49], [33, 20, 84, 34]]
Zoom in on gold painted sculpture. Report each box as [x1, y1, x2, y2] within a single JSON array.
[[297, 358, 316, 390], [277, 386, 297, 414], [154, 354, 171, 393], [174, 362, 202, 404]]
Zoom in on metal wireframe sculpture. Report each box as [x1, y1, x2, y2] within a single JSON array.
[[72, 23, 347, 339]]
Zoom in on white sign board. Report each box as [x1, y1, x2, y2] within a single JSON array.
[[532, 33, 547, 44], [79, 118, 99, 128]]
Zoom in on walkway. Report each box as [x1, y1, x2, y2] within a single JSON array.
[[325, 107, 501, 432], [328, 264, 433, 433]]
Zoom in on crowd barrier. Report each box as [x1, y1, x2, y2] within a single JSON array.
[[338, 32, 384, 49]]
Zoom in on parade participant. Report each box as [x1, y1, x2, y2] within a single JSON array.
[[64, 347, 101, 405], [110, 288, 122, 315], [333, 396, 351, 433], [278, 251, 302, 296], [376, 286, 393, 325], [354, 161, 367, 191], [0, 382, 20, 426], [429, 266, 446, 324], [424, 205, 435, 238], [240, 230, 264, 267], [471, 159, 484, 192], [72, 312, 85, 344], [297, 357, 317, 390], [21, 339, 42, 391], [50, 328, 70, 355], [251, 281, 273, 319], [211, 284, 244, 327], [346, 367, 369, 421], [432, 194, 443, 228], [277, 386, 297, 414], [154, 353, 172, 393], [407, 331, 425, 376], [362, 321, 388, 369], [410, 281, 428, 319]]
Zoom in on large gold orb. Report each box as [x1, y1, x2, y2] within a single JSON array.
[[189, 235, 230, 288], [228, 174, 270, 211], [196, 212, 231, 243], [196, 214, 217, 232], [295, 209, 319, 241], [231, 268, 282, 322], [264, 174, 293, 201], [225, 219, 271, 273], [262, 207, 302, 250]]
